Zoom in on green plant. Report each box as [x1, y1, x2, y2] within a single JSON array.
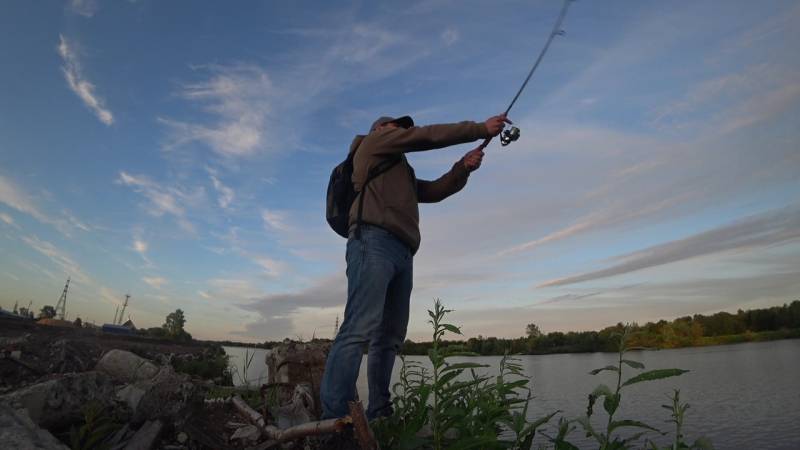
[[229, 348, 256, 387], [372, 299, 555, 449], [172, 348, 232, 384], [574, 325, 688, 449], [644, 390, 713, 450], [69, 402, 119, 450]]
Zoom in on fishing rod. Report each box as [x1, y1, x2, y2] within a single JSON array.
[[480, 0, 574, 149]]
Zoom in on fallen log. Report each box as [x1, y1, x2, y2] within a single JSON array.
[[264, 418, 350, 441], [232, 395, 350, 442]]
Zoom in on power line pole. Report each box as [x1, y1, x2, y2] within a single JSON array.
[[334, 315, 339, 339], [118, 294, 130, 325], [55, 277, 70, 321]]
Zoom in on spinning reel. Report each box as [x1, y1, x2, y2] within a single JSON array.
[[500, 126, 521, 146]]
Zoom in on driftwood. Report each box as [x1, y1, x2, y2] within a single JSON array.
[[232, 395, 265, 428], [232, 395, 350, 443]]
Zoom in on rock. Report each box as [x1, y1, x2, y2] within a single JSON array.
[[0, 334, 30, 347], [10, 350, 21, 360], [0, 404, 69, 449], [131, 365, 198, 423], [123, 420, 163, 450], [96, 350, 160, 382], [176, 431, 188, 443], [116, 385, 146, 413], [230, 424, 260, 442], [0, 371, 114, 428]]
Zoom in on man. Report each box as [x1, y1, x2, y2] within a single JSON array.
[[320, 113, 510, 420]]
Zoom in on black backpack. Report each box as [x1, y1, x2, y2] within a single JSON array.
[[326, 150, 401, 238]]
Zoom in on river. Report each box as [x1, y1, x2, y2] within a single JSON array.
[[225, 339, 800, 449]]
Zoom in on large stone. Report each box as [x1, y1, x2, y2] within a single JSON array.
[[131, 366, 198, 423], [116, 384, 147, 413], [0, 404, 69, 449], [0, 371, 114, 429], [96, 350, 160, 382]]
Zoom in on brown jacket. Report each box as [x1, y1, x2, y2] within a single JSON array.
[[348, 121, 490, 253]]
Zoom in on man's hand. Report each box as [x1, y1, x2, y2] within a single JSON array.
[[484, 113, 512, 137], [463, 147, 484, 172]]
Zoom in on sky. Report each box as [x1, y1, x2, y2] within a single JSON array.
[[0, 0, 798, 342]]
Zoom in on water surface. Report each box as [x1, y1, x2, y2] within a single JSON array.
[[226, 339, 800, 449]]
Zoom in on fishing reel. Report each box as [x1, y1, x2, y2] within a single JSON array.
[[500, 126, 521, 146]]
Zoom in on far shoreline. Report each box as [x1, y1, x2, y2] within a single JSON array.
[[216, 327, 800, 357]]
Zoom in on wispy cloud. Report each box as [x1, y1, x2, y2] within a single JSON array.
[[67, 0, 98, 17], [117, 171, 204, 233], [133, 238, 148, 254], [261, 209, 290, 233], [62, 209, 91, 232], [0, 174, 88, 236], [497, 190, 692, 257], [539, 204, 800, 287], [142, 276, 168, 289], [21, 235, 91, 284], [252, 256, 287, 278], [0, 175, 51, 224], [208, 173, 234, 209], [0, 212, 19, 229], [202, 278, 263, 302], [161, 65, 274, 157], [57, 35, 113, 125], [441, 28, 460, 46], [4, 272, 20, 281]]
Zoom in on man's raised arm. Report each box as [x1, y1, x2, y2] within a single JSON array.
[[368, 115, 509, 156]]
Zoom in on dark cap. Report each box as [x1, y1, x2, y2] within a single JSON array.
[[370, 115, 414, 132]]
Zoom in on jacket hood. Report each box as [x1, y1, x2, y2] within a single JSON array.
[[348, 135, 365, 155]]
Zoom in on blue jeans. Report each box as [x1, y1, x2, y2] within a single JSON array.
[[320, 224, 413, 420]]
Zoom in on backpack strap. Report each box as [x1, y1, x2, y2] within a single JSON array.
[[355, 156, 402, 239]]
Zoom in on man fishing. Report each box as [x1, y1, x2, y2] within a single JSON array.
[[320, 113, 511, 421]]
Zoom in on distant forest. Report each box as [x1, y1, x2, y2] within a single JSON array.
[[213, 300, 800, 355], [400, 300, 800, 356]]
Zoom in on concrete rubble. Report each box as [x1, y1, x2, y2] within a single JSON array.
[[1, 319, 368, 449]]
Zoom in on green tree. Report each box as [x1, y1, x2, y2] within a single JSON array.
[[39, 305, 56, 319], [525, 323, 542, 338], [163, 309, 191, 340]]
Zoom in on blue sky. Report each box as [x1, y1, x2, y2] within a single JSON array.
[[1, 0, 798, 342]]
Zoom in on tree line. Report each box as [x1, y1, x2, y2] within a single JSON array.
[[399, 300, 800, 356]]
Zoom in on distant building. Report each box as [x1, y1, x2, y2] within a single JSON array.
[[0, 307, 33, 321], [121, 319, 137, 330], [101, 324, 135, 335]]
